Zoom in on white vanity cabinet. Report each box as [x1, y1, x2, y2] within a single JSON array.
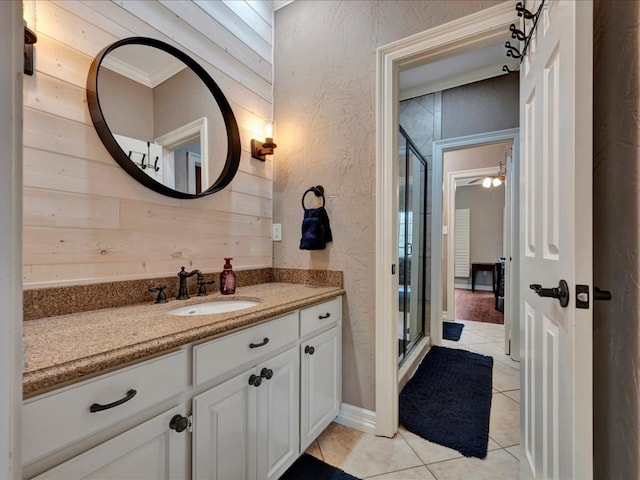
[[192, 346, 299, 480], [23, 295, 343, 480]]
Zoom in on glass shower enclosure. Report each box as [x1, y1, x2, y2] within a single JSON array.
[[398, 126, 429, 365]]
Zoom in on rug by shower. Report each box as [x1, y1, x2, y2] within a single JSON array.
[[443, 321, 464, 341], [399, 345, 493, 458]]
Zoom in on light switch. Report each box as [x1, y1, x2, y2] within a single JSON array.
[[272, 223, 282, 241]]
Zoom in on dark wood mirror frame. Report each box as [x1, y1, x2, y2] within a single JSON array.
[[86, 37, 241, 199]]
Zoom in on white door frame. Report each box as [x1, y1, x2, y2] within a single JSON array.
[[155, 116, 209, 192], [375, 1, 517, 437], [0, 1, 23, 476], [435, 130, 519, 350]]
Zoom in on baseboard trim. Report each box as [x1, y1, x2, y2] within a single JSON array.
[[334, 403, 376, 435]]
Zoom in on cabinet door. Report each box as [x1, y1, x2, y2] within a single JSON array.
[[300, 326, 341, 452], [256, 347, 299, 480], [192, 367, 258, 480], [32, 406, 187, 480]]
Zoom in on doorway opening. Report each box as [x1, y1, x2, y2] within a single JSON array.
[[449, 161, 507, 327], [375, 2, 519, 437], [436, 136, 519, 359]]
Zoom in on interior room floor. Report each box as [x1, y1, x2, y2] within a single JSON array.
[[455, 289, 504, 324], [306, 319, 520, 479]]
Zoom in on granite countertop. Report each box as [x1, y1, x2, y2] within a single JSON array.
[[23, 283, 344, 398]]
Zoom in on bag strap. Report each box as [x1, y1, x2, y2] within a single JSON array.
[[301, 185, 325, 210]]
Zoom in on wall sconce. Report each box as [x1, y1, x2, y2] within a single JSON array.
[[251, 122, 277, 162], [24, 21, 37, 76]]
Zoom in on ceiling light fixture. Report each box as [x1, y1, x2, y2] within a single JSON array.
[[481, 162, 506, 188]]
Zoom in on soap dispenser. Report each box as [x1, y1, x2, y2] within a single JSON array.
[[220, 257, 236, 295]]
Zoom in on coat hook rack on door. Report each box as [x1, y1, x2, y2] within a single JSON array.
[[502, 1, 546, 73]]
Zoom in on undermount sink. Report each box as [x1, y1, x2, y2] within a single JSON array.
[[166, 300, 260, 316]]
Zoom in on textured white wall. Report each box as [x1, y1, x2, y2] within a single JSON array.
[[593, 0, 640, 477], [273, 0, 503, 411]]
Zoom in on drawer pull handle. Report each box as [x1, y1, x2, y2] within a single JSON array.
[[249, 337, 269, 349], [304, 345, 315, 355], [89, 389, 137, 413], [260, 368, 273, 380], [248, 374, 262, 387], [318, 313, 331, 319]]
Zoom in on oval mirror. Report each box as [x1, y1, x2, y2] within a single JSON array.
[[87, 37, 241, 199]]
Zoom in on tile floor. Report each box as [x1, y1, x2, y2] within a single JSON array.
[[306, 319, 521, 479]]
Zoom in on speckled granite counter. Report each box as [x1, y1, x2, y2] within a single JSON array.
[[23, 283, 344, 398]]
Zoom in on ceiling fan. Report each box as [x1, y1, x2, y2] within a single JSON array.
[[468, 162, 506, 188]]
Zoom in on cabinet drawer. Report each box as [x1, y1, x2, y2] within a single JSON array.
[[193, 313, 298, 387], [300, 297, 341, 337], [23, 350, 187, 465]]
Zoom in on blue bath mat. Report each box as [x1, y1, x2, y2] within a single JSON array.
[[443, 321, 464, 341], [399, 345, 493, 458], [280, 454, 360, 480]]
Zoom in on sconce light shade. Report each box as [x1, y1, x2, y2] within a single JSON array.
[[251, 122, 277, 161], [24, 21, 37, 76]]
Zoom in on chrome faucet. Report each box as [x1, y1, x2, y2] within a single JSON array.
[[176, 266, 201, 300]]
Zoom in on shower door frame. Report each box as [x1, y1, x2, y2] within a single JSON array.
[[397, 126, 428, 365]]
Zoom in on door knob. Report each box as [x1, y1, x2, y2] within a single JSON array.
[[529, 279, 570, 307]]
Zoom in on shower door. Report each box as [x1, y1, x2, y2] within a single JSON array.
[[398, 126, 428, 365]]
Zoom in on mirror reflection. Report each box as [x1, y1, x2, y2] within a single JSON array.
[[97, 44, 228, 195], [87, 37, 241, 198]]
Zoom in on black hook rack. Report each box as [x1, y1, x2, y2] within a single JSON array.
[[502, 1, 545, 74], [128, 151, 160, 172], [142, 156, 160, 172]]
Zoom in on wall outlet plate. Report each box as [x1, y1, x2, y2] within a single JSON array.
[[272, 223, 282, 241]]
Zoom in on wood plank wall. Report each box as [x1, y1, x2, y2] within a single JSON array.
[[22, 0, 274, 288]]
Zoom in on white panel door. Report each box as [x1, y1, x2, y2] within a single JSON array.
[[33, 406, 187, 480], [519, 1, 593, 479], [256, 347, 299, 480], [300, 326, 341, 453], [192, 367, 258, 480]]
